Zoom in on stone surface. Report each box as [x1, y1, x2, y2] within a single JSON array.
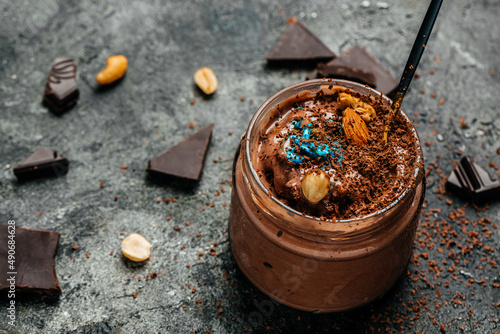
[[0, 0, 499, 333]]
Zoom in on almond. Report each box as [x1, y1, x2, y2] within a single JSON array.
[[338, 92, 376, 122], [301, 169, 330, 203], [343, 107, 369, 146]]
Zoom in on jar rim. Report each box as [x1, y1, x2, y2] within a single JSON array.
[[244, 79, 424, 227]]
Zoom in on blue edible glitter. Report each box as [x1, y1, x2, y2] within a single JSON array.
[[291, 119, 303, 129], [283, 118, 343, 167]]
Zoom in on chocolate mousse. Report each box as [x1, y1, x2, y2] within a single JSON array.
[[229, 80, 425, 312], [253, 85, 419, 219]]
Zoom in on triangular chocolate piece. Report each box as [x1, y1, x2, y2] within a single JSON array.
[[43, 57, 79, 114], [445, 156, 500, 203], [13, 147, 69, 180], [314, 45, 398, 97], [0, 225, 61, 295], [266, 17, 335, 64], [146, 124, 214, 181], [306, 64, 377, 88]]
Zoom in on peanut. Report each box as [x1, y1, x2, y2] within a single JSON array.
[[122, 233, 151, 262], [96, 55, 128, 85], [301, 170, 330, 203], [194, 67, 218, 95], [338, 92, 376, 123]]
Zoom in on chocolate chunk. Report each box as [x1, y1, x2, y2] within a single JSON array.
[[306, 64, 377, 88], [43, 57, 79, 114], [146, 124, 214, 181], [445, 156, 500, 203], [13, 147, 69, 180], [0, 225, 61, 295], [266, 17, 335, 65], [308, 45, 398, 97]]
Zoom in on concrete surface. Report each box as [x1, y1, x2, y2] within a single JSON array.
[[0, 0, 499, 333]]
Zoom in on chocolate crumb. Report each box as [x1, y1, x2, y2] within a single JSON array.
[[459, 116, 468, 128]]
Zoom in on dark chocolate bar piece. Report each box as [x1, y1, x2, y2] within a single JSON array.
[[43, 57, 79, 114], [306, 64, 377, 88], [0, 225, 61, 295], [146, 124, 214, 181], [13, 146, 69, 180], [309, 45, 398, 97], [266, 17, 335, 64], [445, 156, 500, 203]]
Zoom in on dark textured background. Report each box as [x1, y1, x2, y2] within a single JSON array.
[[1, 0, 499, 333]]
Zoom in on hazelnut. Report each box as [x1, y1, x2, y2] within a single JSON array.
[[301, 170, 331, 203], [122, 233, 151, 262]]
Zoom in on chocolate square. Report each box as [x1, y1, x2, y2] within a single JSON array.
[[43, 57, 79, 114], [446, 156, 500, 203], [0, 225, 61, 295], [306, 64, 377, 88], [307, 45, 398, 97]]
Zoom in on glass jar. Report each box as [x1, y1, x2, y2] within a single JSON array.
[[229, 79, 425, 313]]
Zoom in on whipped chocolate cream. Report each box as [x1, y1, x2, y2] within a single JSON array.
[[253, 85, 419, 219]]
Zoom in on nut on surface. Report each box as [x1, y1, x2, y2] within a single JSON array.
[[194, 67, 218, 95], [122, 233, 151, 262], [338, 92, 376, 123], [96, 55, 128, 85], [301, 169, 331, 203], [343, 107, 369, 146]]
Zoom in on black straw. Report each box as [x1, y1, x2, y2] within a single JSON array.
[[383, 0, 443, 143]]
